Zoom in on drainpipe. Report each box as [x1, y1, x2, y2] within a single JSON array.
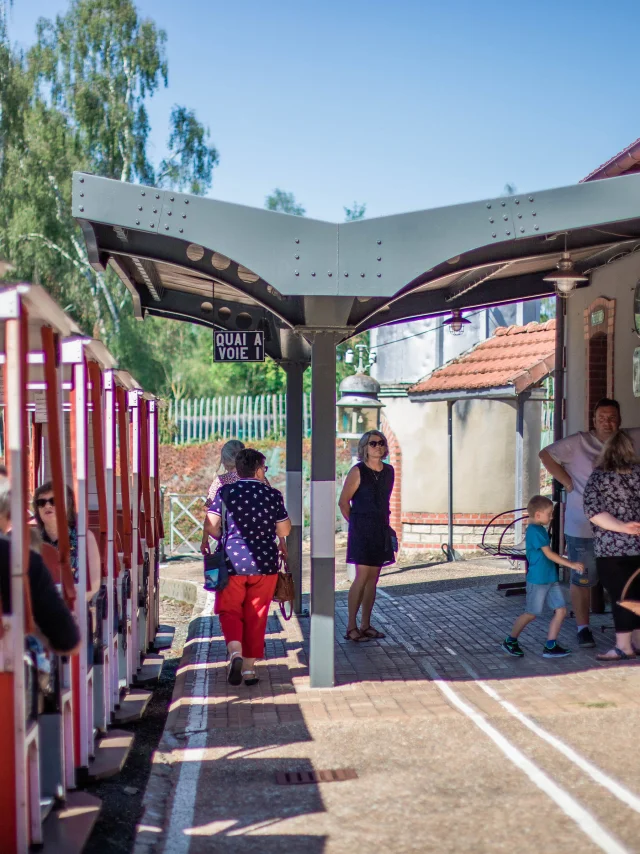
[[446, 399, 455, 561], [552, 297, 565, 557]]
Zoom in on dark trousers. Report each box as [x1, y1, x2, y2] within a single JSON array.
[[596, 555, 640, 633]]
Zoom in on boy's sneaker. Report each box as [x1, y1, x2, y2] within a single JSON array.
[[543, 641, 571, 658], [501, 637, 524, 657], [577, 627, 596, 648]]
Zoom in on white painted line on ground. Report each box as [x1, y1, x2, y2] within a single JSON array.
[[419, 658, 630, 854], [458, 658, 640, 815], [376, 588, 395, 601], [161, 623, 212, 854]]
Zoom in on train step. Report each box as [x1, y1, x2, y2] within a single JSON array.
[[134, 653, 164, 687], [153, 624, 175, 650], [113, 688, 152, 725], [40, 792, 101, 853], [86, 729, 134, 782]]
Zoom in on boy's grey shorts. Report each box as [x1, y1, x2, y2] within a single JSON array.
[[525, 581, 565, 616]]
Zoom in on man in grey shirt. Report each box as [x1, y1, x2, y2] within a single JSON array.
[[540, 398, 640, 648]]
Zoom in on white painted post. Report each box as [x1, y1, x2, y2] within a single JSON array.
[[279, 393, 285, 437], [303, 392, 308, 438], [223, 396, 229, 439], [235, 396, 240, 438], [180, 398, 185, 444]]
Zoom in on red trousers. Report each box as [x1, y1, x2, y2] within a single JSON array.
[[215, 574, 278, 659]]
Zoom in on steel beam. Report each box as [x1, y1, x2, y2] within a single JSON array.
[[309, 331, 340, 688], [74, 171, 640, 303], [282, 361, 306, 615]]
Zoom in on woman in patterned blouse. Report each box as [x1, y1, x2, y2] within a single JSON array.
[[583, 430, 640, 661], [200, 440, 245, 555], [207, 449, 291, 686]]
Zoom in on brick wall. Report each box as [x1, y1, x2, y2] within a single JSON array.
[[401, 511, 518, 554], [381, 415, 403, 545]]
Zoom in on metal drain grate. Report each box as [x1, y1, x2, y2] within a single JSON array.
[[275, 768, 358, 786]]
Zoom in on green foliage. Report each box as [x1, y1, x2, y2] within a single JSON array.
[[0, 0, 217, 358], [344, 202, 366, 221], [157, 105, 219, 195], [265, 188, 306, 216]]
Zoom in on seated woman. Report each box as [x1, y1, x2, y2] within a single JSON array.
[[583, 430, 640, 661], [33, 481, 101, 601], [0, 477, 79, 654]]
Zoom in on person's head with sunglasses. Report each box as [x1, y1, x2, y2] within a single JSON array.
[[357, 430, 388, 464], [33, 481, 77, 542], [235, 449, 269, 481]]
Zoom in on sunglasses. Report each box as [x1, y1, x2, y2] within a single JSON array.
[[368, 440, 386, 448], [36, 497, 55, 509]]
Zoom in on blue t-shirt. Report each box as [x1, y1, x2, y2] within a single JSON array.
[[209, 479, 288, 575], [525, 524, 558, 584]]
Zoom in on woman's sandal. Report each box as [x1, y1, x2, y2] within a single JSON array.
[[242, 670, 259, 687], [344, 627, 369, 643], [360, 625, 386, 639], [596, 647, 634, 662], [227, 653, 243, 686]]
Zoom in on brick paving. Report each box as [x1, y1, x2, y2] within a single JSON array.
[[136, 581, 640, 854], [167, 584, 640, 735]]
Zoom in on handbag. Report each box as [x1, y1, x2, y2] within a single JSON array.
[[389, 526, 399, 553], [618, 566, 640, 615], [203, 494, 230, 592], [273, 552, 295, 621]]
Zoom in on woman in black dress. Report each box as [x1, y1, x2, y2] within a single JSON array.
[[339, 430, 395, 642]]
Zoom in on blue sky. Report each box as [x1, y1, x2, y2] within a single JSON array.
[[7, 0, 640, 222]]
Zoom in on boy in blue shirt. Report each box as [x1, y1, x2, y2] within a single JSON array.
[[502, 495, 584, 658]]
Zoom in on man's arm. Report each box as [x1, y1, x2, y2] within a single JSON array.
[[539, 448, 574, 492]]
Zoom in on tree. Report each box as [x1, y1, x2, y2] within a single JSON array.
[[265, 188, 306, 216], [0, 0, 218, 344], [344, 202, 366, 221]]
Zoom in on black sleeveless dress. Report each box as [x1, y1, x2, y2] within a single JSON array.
[[346, 462, 395, 566]]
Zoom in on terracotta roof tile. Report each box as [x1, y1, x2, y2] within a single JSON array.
[[408, 320, 555, 396]]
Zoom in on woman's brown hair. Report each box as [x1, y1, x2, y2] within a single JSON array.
[[33, 481, 77, 530], [596, 429, 639, 473]]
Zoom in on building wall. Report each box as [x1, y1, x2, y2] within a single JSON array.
[[371, 302, 540, 386], [565, 252, 640, 433], [383, 395, 542, 513]]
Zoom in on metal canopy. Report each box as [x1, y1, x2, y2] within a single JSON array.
[[74, 171, 640, 348]]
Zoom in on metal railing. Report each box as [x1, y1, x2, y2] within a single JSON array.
[[167, 493, 206, 555]]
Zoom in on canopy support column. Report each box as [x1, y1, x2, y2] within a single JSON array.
[[309, 332, 338, 688], [282, 361, 307, 616]]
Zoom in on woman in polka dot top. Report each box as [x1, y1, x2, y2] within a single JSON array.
[[207, 448, 291, 686]]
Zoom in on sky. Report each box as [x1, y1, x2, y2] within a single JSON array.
[[6, 0, 640, 223]]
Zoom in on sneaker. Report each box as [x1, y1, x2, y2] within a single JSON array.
[[501, 637, 524, 657], [543, 642, 571, 658], [577, 627, 596, 648]]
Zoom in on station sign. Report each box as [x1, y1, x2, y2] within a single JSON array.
[[214, 330, 265, 362]]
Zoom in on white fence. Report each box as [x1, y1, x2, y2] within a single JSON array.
[[168, 393, 312, 443]]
